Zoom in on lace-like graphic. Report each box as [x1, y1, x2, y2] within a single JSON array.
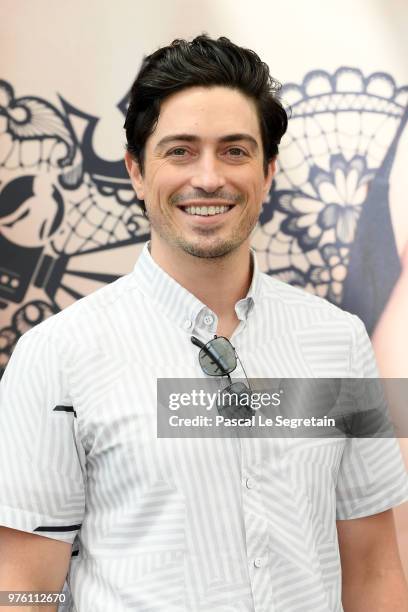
[[0, 82, 149, 371], [255, 68, 408, 302]]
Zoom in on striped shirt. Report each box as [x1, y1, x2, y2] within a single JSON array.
[[1, 242, 407, 612]]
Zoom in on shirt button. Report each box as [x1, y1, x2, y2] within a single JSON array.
[[245, 477, 256, 489], [183, 319, 192, 330], [254, 558, 263, 568], [203, 314, 214, 326]]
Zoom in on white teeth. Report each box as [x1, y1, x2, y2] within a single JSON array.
[[183, 205, 230, 216]]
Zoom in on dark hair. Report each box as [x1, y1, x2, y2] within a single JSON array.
[[124, 34, 288, 179]]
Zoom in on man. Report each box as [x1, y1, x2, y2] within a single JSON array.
[[0, 35, 407, 612]]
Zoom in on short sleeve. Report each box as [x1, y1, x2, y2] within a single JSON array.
[[0, 325, 86, 543], [336, 315, 408, 520]]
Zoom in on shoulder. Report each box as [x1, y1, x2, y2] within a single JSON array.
[[18, 272, 138, 353], [257, 272, 369, 348], [257, 273, 375, 375], [259, 271, 356, 323]]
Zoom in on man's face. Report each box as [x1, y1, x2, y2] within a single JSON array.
[[125, 86, 275, 258]]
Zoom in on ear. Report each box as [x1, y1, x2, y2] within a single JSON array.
[[124, 151, 145, 200], [262, 157, 277, 200]]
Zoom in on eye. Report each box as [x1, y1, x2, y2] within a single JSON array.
[[168, 147, 189, 157], [227, 147, 248, 157]]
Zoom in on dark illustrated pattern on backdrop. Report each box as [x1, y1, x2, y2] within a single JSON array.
[[0, 68, 407, 375]]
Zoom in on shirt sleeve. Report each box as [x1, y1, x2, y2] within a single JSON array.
[[0, 324, 86, 544], [335, 314, 408, 520]]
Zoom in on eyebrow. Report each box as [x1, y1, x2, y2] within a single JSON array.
[[154, 133, 259, 152]]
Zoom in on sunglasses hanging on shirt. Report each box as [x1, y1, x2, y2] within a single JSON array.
[[191, 335, 254, 419]]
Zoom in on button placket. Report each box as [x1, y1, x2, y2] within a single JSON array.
[[240, 440, 273, 612]]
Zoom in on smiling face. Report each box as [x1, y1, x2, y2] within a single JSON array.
[[125, 86, 275, 259]]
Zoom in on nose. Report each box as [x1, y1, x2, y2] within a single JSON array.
[[189, 151, 226, 193]]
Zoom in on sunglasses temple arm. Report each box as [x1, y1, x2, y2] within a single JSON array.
[[236, 353, 252, 392], [190, 335, 205, 349]]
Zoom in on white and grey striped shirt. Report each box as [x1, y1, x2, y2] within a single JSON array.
[[1, 242, 407, 611]]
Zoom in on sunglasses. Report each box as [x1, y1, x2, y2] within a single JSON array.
[[191, 335, 254, 419]]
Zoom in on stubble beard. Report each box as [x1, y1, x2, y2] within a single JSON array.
[[150, 204, 259, 259], [174, 234, 241, 259]]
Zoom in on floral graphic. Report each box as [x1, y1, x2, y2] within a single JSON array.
[[274, 154, 374, 251]]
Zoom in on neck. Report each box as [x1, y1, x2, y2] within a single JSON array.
[[149, 238, 253, 320]]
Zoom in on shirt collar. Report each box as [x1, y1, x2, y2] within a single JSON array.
[[131, 241, 262, 333]]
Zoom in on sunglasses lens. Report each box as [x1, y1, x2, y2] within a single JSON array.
[[218, 381, 254, 419], [199, 337, 237, 376]]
